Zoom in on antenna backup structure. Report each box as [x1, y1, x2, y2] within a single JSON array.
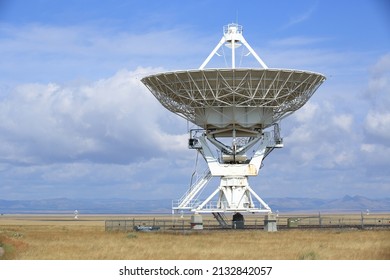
[[142, 24, 325, 229]]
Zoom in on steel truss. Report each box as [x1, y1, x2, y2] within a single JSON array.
[[142, 69, 325, 131], [173, 125, 283, 213]]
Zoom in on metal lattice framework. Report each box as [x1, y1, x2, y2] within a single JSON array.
[[141, 68, 325, 130], [141, 23, 326, 215]]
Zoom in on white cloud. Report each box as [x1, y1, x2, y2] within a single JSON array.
[[269, 36, 330, 47], [360, 143, 390, 168], [0, 67, 189, 165], [281, 95, 359, 171], [364, 112, 390, 142], [281, 4, 318, 29], [0, 23, 212, 84], [0, 67, 197, 199], [332, 114, 353, 133], [364, 53, 390, 104], [347, 53, 390, 180], [371, 53, 390, 75], [293, 102, 319, 123], [363, 53, 390, 146]]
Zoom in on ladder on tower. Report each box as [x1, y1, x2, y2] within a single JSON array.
[[212, 212, 230, 228], [173, 170, 212, 210]]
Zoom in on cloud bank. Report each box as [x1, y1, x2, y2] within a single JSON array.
[[0, 68, 194, 199]]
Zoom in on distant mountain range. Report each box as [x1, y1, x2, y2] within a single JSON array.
[[0, 198, 171, 214], [0, 195, 389, 214], [266, 195, 390, 213]]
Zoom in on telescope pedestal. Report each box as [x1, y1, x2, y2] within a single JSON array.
[[173, 128, 282, 214], [196, 176, 271, 213]]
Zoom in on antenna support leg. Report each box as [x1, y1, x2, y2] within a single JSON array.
[[175, 127, 283, 214]]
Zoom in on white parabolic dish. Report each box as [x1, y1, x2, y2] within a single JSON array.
[[141, 68, 325, 132]]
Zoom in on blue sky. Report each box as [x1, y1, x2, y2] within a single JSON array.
[[0, 0, 389, 202]]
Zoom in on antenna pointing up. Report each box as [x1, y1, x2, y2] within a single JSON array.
[[141, 22, 326, 222], [199, 23, 268, 69]]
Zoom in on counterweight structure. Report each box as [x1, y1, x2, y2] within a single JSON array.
[[142, 24, 325, 214]]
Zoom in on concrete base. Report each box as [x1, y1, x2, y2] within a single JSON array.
[[264, 213, 277, 232], [191, 214, 203, 230]]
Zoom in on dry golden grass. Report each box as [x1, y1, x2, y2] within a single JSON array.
[[1, 215, 389, 260]]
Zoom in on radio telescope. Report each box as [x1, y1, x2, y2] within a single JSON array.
[[142, 24, 325, 222]]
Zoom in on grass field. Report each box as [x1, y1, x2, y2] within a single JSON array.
[[0, 214, 389, 260]]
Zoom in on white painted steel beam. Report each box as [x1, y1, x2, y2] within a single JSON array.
[[199, 23, 268, 70]]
